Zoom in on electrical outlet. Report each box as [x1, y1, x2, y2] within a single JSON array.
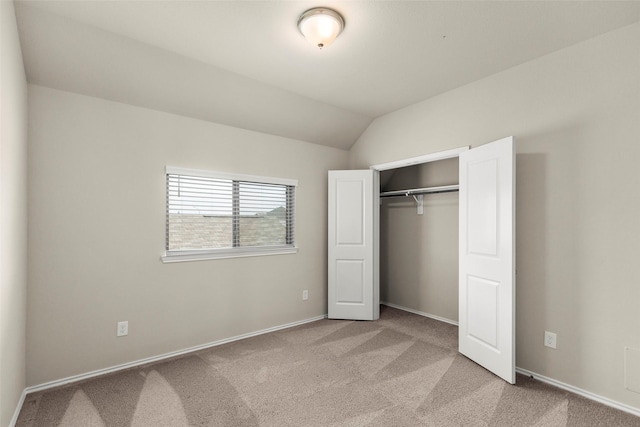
[[117, 321, 128, 337], [544, 331, 557, 349], [302, 290, 309, 301]]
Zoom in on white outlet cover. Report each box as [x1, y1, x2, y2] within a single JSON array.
[[544, 331, 557, 349], [117, 321, 128, 337]]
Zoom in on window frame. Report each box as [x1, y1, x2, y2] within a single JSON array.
[[161, 166, 298, 263]]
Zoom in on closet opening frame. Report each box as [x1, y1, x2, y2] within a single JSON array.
[[370, 146, 469, 172], [369, 145, 469, 323]]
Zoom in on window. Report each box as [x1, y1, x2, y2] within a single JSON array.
[[162, 166, 297, 262]]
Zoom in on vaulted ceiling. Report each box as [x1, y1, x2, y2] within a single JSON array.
[[14, 1, 640, 150]]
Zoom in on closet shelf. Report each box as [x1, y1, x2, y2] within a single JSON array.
[[380, 184, 459, 198]]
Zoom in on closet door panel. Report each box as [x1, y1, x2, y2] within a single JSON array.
[[459, 136, 515, 384], [328, 170, 379, 320], [335, 260, 364, 303], [467, 158, 499, 257], [335, 180, 364, 245]]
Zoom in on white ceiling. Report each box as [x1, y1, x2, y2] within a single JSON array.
[[14, 1, 640, 150]]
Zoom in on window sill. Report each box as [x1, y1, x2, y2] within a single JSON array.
[[161, 246, 298, 263]]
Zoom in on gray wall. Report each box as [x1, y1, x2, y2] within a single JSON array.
[[26, 85, 348, 386], [380, 159, 458, 322], [0, 1, 28, 425], [350, 23, 640, 411]]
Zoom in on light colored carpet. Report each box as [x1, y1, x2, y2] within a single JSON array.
[[16, 306, 640, 426]]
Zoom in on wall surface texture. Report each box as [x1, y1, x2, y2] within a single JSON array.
[[27, 85, 348, 386], [0, 1, 28, 425], [350, 23, 640, 411]]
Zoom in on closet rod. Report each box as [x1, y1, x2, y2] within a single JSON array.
[[380, 184, 459, 198]]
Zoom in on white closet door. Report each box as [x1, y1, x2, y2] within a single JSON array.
[[459, 136, 516, 384], [328, 170, 379, 320]]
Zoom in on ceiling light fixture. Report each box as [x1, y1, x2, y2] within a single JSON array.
[[297, 7, 345, 50]]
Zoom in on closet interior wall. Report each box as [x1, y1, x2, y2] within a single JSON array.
[[380, 157, 459, 323]]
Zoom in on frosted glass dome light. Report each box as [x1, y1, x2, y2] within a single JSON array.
[[297, 8, 345, 49]]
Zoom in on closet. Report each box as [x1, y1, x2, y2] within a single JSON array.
[[328, 136, 516, 384], [379, 157, 459, 325]]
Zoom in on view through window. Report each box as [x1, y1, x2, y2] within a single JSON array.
[[165, 167, 296, 260]]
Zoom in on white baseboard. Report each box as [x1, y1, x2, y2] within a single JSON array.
[[516, 367, 640, 418], [9, 389, 27, 427], [381, 301, 458, 326], [24, 314, 326, 395]]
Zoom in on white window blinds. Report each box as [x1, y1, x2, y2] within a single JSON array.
[[163, 167, 297, 262]]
